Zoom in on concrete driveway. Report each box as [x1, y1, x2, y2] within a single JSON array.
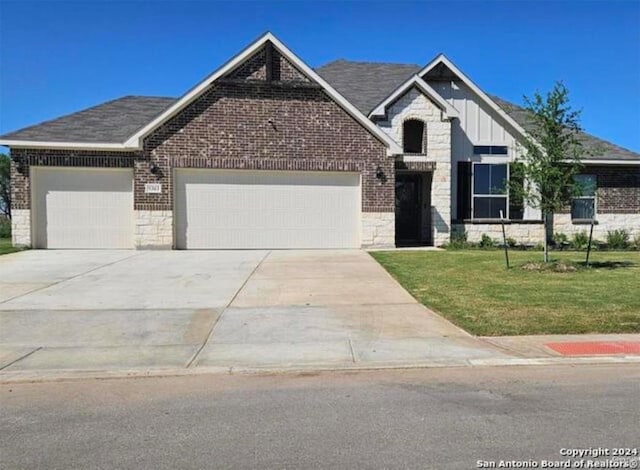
[[0, 249, 508, 375]]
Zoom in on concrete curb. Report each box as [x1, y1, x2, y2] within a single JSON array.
[[2, 355, 639, 385]]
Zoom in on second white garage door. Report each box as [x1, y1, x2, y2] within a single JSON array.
[[175, 169, 361, 249]]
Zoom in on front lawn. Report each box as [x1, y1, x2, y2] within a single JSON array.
[[0, 238, 23, 256], [371, 250, 640, 336]]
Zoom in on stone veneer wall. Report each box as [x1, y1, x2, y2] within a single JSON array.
[[376, 87, 452, 246], [553, 214, 640, 240], [455, 215, 640, 245], [11, 209, 31, 246], [454, 222, 545, 245], [134, 210, 173, 249], [361, 212, 395, 248]]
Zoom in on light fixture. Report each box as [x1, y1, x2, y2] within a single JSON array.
[[150, 162, 163, 178], [375, 165, 387, 183]]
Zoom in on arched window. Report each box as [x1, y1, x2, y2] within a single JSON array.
[[403, 119, 425, 154]]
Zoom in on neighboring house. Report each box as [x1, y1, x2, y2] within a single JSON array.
[[1, 32, 638, 249]]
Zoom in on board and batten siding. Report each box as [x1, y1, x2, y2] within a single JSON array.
[[426, 79, 533, 220]]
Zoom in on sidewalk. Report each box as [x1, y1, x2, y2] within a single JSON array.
[[2, 333, 639, 384]]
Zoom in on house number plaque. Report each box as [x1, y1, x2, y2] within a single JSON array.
[[145, 183, 162, 194]]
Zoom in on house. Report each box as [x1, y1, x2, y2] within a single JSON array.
[[1, 32, 638, 249]]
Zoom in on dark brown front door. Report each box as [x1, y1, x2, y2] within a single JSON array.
[[395, 174, 422, 244]]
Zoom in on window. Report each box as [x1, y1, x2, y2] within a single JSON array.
[[403, 120, 425, 154], [571, 174, 596, 220], [473, 145, 508, 155], [458, 162, 523, 221], [472, 163, 508, 219]]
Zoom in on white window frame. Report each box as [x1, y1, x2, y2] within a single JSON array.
[[472, 145, 509, 156], [571, 174, 597, 221], [471, 162, 510, 220]]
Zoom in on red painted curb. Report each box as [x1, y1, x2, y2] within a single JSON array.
[[546, 341, 640, 356]]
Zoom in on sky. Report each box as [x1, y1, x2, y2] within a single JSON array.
[[1, 0, 639, 151]]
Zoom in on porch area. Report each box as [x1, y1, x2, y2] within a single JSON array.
[[395, 160, 436, 247]]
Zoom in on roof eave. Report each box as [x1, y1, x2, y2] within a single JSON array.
[[580, 158, 640, 165], [0, 140, 139, 151]]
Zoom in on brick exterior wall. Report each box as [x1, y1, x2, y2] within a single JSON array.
[[142, 82, 391, 212], [584, 165, 639, 214], [226, 48, 268, 81], [553, 165, 640, 216], [223, 48, 310, 83]]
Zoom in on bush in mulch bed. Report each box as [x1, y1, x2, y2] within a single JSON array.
[[520, 260, 578, 273]]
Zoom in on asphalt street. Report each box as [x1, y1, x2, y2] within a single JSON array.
[[1, 364, 639, 469]]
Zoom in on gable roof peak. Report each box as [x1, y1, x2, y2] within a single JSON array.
[[122, 31, 402, 154], [369, 74, 459, 120]]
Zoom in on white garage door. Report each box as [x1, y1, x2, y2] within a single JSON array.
[[175, 169, 361, 249], [32, 167, 134, 249]]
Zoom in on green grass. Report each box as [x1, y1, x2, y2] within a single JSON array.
[[371, 250, 640, 336], [0, 238, 24, 256]]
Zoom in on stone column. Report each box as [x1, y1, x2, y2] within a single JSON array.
[[428, 120, 452, 246], [11, 209, 31, 246], [134, 210, 173, 249], [361, 212, 395, 248]]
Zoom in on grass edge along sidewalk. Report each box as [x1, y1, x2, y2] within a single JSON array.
[[370, 250, 640, 336]]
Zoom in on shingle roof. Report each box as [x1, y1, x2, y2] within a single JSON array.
[[0, 96, 176, 144], [2, 60, 637, 162], [316, 60, 639, 162], [489, 95, 639, 161], [316, 60, 421, 115]]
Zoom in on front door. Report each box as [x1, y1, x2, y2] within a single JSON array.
[[395, 174, 422, 245]]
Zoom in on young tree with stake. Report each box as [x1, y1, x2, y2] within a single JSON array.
[[510, 82, 590, 263]]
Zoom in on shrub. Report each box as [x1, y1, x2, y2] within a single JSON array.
[[633, 234, 640, 251], [571, 231, 589, 250], [606, 229, 630, 250], [553, 232, 568, 246], [448, 230, 468, 249], [479, 234, 494, 249], [0, 218, 10, 239], [533, 242, 545, 251], [505, 237, 518, 248]]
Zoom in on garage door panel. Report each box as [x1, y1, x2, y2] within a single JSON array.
[[176, 170, 360, 249], [33, 168, 133, 249]]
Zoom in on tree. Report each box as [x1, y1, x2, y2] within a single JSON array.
[[510, 82, 588, 263], [0, 153, 10, 219]]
